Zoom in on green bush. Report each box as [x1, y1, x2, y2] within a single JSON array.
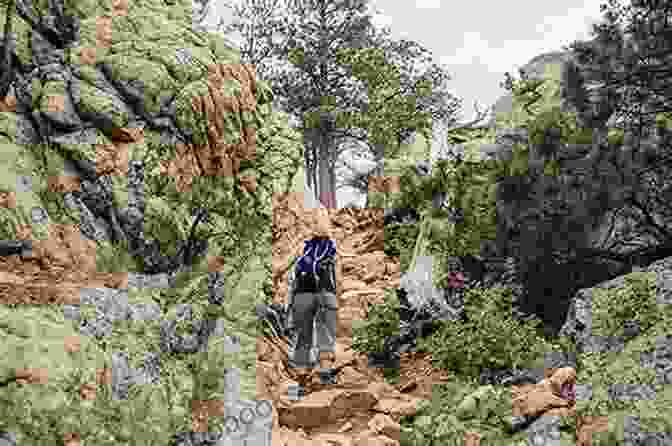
[[591, 271, 663, 338], [384, 223, 421, 273], [382, 367, 401, 385], [417, 286, 551, 381], [351, 288, 401, 355]]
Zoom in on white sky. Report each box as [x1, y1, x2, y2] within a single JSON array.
[[196, 0, 609, 207]]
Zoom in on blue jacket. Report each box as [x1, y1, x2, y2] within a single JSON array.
[[288, 237, 337, 300]]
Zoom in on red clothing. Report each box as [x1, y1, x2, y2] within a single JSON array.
[[447, 271, 466, 289]]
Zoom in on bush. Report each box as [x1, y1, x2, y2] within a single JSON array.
[[351, 289, 401, 355], [384, 223, 421, 274], [417, 286, 552, 381]]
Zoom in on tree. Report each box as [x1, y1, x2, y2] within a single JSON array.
[[560, 0, 672, 265], [564, 0, 672, 143], [201, 0, 380, 207], [204, 0, 464, 207], [488, 55, 672, 335], [322, 45, 437, 204]]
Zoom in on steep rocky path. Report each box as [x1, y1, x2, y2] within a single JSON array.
[[263, 192, 457, 446]]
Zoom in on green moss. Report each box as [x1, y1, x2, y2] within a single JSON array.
[[590, 272, 663, 339], [572, 272, 672, 441]]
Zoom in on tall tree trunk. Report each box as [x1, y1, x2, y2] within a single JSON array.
[[302, 122, 323, 208], [317, 129, 336, 208], [329, 152, 337, 207]]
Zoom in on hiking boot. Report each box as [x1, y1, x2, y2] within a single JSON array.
[[318, 368, 338, 385], [287, 383, 305, 401]]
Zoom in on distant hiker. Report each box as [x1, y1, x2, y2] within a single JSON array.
[[447, 270, 466, 290], [444, 257, 467, 321], [287, 209, 339, 385]]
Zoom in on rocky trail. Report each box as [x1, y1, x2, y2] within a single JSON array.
[[263, 192, 458, 445]]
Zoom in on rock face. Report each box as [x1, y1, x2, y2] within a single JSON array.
[[0, 1, 301, 445], [556, 257, 672, 446], [487, 51, 574, 129], [0, 0, 298, 275]]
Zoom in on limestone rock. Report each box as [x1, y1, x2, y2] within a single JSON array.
[[0, 1, 299, 445]]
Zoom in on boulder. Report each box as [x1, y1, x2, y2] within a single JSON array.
[[0, 1, 301, 445], [559, 256, 672, 358], [454, 367, 577, 437], [0, 0, 299, 275]]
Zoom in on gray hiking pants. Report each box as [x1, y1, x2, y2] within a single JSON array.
[[287, 291, 337, 368]]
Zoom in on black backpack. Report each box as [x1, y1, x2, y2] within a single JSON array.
[[291, 238, 336, 294]]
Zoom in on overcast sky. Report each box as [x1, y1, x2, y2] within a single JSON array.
[[197, 0, 609, 207]]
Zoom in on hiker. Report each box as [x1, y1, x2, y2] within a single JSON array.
[[445, 257, 466, 301], [286, 209, 339, 385], [442, 257, 468, 324]]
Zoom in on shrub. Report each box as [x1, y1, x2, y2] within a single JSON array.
[[351, 288, 401, 355], [417, 286, 552, 381], [384, 223, 421, 273]]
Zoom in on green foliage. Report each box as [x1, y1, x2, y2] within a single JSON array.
[[417, 286, 551, 381], [429, 159, 499, 264], [393, 166, 437, 212], [398, 378, 548, 446], [655, 111, 672, 131], [543, 157, 561, 177], [384, 222, 421, 273], [526, 105, 592, 152], [332, 45, 435, 160], [568, 0, 672, 134], [382, 367, 401, 385], [134, 105, 299, 278], [399, 381, 476, 446], [381, 154, 499, 279], [607, 127, 625, 146], [445, 126, 494, 148], [500, 68, 595, 158], [351, 288, 401, 354], [591, 271, 663, 338]]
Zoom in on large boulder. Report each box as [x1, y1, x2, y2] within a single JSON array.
[[555, 258, 672, 445], [0, 1, 302, 445], [0, 0, 300, 274], [559, 256, 672, 357]]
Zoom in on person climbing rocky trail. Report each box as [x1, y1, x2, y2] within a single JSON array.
[[262, 190, 672, 446], [265, 193, 537, 445]]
